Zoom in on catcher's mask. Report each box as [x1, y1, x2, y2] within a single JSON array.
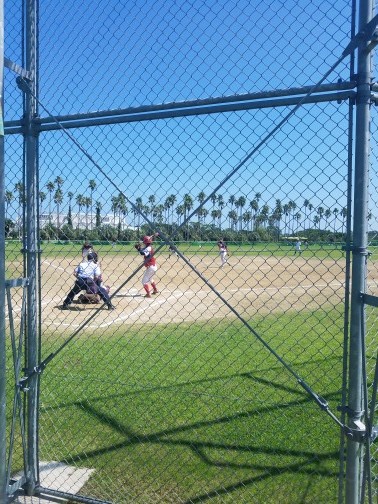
[[87, 253, 95, 261], [143, 236, 152, 245]]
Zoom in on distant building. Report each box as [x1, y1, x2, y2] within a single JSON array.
[[39, 212, 130, 230]]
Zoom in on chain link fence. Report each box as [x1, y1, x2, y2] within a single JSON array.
[[3, 0, 378, 503]]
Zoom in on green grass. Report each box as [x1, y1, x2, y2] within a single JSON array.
[[5, 239, 349, 261], [6, 309, 344, 503]]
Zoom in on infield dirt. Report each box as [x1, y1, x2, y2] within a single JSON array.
[[37, 251, 353, 330]]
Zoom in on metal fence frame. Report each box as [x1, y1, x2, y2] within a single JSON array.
[[1, 0, 378, 503]]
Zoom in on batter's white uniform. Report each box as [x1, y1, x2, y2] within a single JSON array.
[[141, 245, 158, 285]]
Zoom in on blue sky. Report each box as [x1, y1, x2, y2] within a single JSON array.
[[4, 0, 364, 229]]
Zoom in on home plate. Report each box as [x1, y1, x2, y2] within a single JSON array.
[[12, 461, 95, 503]]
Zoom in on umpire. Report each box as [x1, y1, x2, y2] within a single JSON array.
[[62, 253, 115, 310]]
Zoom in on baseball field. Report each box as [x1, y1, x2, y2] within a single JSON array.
[[7, 241, 373, 503], [31, 241, 351, 330]]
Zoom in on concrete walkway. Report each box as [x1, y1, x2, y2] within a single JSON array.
[[12, 461, 95, 503]]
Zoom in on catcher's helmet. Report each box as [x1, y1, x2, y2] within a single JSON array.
[[87, 252, 95, 261], [143, 235, 152, 245]]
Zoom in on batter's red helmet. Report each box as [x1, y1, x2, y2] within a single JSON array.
[[143, 235, 152, 245]]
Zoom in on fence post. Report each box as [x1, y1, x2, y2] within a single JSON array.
[[0, 0, 6, 500], [346, 0, 373, 502], [24, 0, 40, 496]]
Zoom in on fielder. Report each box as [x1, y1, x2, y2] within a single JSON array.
[[62, 253, 115, 310], [217, 239, 228, 267], [294, 239, 302, 255], [135, 234, 159, 298]]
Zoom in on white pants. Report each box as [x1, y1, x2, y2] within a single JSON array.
[[142, 265, 157, 285], [220, 251, 227, 265]]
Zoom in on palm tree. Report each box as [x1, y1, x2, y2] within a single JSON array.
[[217, 195, 225, 229], [294, 212, 301, 233], [95, 201, 102, 228], [288, 201, 297, 233], [67, 191, 74, 227], [211, 209, 218, 227], [196, 207, 208, 237], [117, 193, 127, 231], [46, 181, 55, 224], [134, 197, 144, 234], [165, 195, 175, 227], [270, 200, 283, 240], [273, 199, 283, 235], [283, 203, 290, 235], [228, 210, 238, 231], [54, 176, 63, 192], [154, 204, 164, 225], [176, 205, 184, 226], [242, 211, 252, 231], [210, 193, 217, 210], [303, 199, 310, 230], [196, 191, 207, 237], [308, 203, 314, 228], [54, 177, 64, 227], [317, 206, 324, 229], [250, 199, 259, 231], [217, 195, 225, 210], [324, 209, 332, 230], [76, 194, 85, 230], [84, 197, 92, 230], [198, 191, 206, 206], [54, 188, 63, 229], [228, 195, 236, 213], [164, 197, 171, 224], [259, 204, 270, 228], [88, 180, 96, 227], [111, 195, 119, 226], [236, 196, 246, 231], [183, 194, 193, 239], [5, 190, 14, 218], [333, 207, 339, 233]]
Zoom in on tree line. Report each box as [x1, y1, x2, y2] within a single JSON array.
[[5, 177, 352, 242]]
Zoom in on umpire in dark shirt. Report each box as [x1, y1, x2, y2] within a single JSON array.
[[62, 253, 114, 310]]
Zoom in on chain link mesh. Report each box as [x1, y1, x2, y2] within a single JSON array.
[[4, 0, 377, 503]]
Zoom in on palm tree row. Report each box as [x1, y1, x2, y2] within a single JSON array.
[[6, 179, 350, 239]]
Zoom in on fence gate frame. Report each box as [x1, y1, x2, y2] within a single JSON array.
[[1, 0, 378, 503]]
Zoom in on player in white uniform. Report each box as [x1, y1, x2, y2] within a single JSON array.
[[294, 240, 302, 255], [217, 239, 228, 267], [135, 235, 159, 298]]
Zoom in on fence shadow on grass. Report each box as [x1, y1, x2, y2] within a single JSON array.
[[54, 370, 340, 503]]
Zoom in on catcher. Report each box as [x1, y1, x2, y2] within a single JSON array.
[[78, 274, 110, 304], [135, 233, 159, 298]]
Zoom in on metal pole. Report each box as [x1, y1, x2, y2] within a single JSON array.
[[0, 0, 6, 500], [345, 0, 373, 502], [24, 0, 39, 496]]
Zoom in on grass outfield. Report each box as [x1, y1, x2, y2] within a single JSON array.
[[5, 239, 350, 262], [6, 308, 345, 503]]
